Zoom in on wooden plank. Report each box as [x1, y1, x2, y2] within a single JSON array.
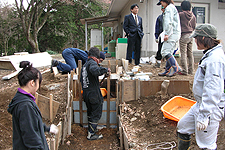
[[50, 138, 56, 150], [62, 112, 68, 145], [120, 118, 129, 150], [140, 80, 163, 97], [101, 59, 122, 73], [70, 92, 74, 124], [116, 81, 119, 116], [121, 80, 124, 102], [107, 60, 111, 128], [55, 121, 62, 149], [67, 73, 70, 91], [68, 107, 72, 135], [135, 79, 139, 100], [2, 69, 21, 80], [50, 94, 53, 122], [122, 80, 136, 102], [71, 70, 75, 100], [0, 60, 16, 70], [53, 67, 59, 76], [140, 80, 191, 97], [78, 60, 83, 126], [36, 93, 60, 120], [67, 74, 71, 107], [74, 80, 77, 98], [118, 117, 124, 150], [119, 127, 123, 150], [119, 80, 122, 105], [102, 59, 122, 66], [167, 80, 191, 94]]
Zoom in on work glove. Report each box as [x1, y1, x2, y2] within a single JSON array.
[[155, 39, 159, 43], [105, 68, 111, 77], [108, 68, 111, 73], [50, 124, 58, 134], [196, 116, 210, 131]]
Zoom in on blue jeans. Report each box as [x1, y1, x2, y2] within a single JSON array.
[[57, 48, 88, 73]]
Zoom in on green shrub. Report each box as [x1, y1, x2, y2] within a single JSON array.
[[46, 50, 58, 55]]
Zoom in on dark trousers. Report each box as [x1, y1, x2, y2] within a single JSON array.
[[155, 37, 163, 60], [126, 33, 141, 65], [83, 89, 103, 123]]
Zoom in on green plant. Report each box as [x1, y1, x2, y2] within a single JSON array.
[[46, 50, 58, 55]]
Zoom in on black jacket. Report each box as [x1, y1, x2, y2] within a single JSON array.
[[8, 91, 50, 150], [81, 58, 108, 91], [155, 13, 163, 39], [123, 13, 144, 38]]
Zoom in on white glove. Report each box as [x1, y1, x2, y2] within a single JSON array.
[[196, 117, 209, 131], [50, 124, 58, 134], [155, 39, 159, 43]]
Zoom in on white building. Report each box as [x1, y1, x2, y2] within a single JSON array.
[[81, 0, 225, 61]]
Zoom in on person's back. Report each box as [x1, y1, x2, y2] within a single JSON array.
[[178, 0, 196, 75], [81, 47, 109, 141], [155, 13, 164, 40], [179, 9, 196, 35], [62, 48, 88, 65], [163, 3, 181, 41]]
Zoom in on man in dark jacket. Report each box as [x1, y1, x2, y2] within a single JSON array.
[[178, 0, 196, 75], [154, 6, 165, 68], [123, 3, 144, 66], [81, 47, 110, 140]]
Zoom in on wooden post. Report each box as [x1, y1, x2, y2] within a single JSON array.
[[116, 81, 119, 116], [50, 94, 53, 122], [55, 121, 62, 149], [35, 92, 39, 106], [119, 127, 124, 150], [116, 81, 119, 131], [71, 69, 75, 99], [107, 60, 111, 128], [78, 60, 83, 126], [68, 107, 72, 135], [50, 138, 55, 150]]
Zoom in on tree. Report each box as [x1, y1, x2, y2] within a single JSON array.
[[15, 0, 61, 53], [38, 0, 109, 51], [0, 3, 18, 56]]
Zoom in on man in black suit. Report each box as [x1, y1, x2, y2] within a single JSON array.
[[123, 4, 144, 66]]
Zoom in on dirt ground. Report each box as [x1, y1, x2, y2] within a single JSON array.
[[1, 57, 225, 150]]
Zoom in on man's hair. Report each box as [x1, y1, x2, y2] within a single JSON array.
[[161, 0, 174, 4], [88, 47, 100, 59], [195, 36, 220, 49], [181, 1, 191, 11], [131, 4, 139, 10]]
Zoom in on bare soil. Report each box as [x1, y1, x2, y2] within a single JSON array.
[[0, 57, 225, 150]]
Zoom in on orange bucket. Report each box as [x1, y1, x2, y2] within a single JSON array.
[[161, 96, 196, 122], [81, 88, 107, 97]]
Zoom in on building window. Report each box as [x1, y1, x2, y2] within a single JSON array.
[[175, 2, 209, 25], [218, 0, 225, 9], [193, 7, 205, 24]]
